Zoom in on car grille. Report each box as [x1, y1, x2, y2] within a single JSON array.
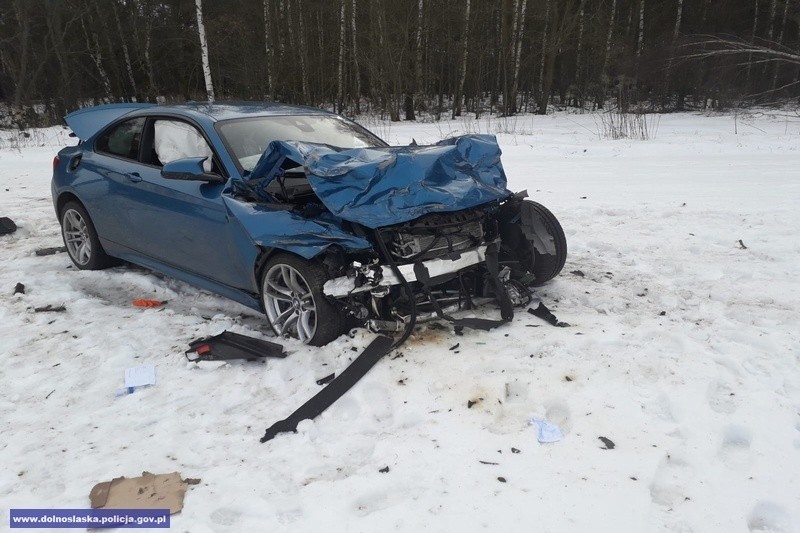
[[388, 210, 486, 262]]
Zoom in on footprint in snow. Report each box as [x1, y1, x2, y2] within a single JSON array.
[[706, 378, 740, 414], [747, 501, 793, 533], [649, 452, 693, 508], [718, 425, 754, 469], [209, 507, 242, 527]]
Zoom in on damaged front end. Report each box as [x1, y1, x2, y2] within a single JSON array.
[[230, 134, 566, 344]]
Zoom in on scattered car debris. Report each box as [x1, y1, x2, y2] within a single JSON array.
[[497, 477, 507, 483], [186, 331, 285, 362], [570, 270, 585, 277], [33, 305, 66, 313], [379, 466, 390, 473], [132, 299, 167, 308], [511, 448, 521, 454], [45, 389, 55, 400], [528, 303, 570, 327], [598, 436, 615, 450], [0, 217, 16, 235], [13, 283, 24, 295], [737, 239, 748, 249], [449, 343, 460, 351], [89, 472, 191, 514], [260, 335, 394, 443], [479, 460, 499, 465], [35, 246, 66, 256], [564, 375, 573, 382], [316, 373, 335, 386], [529, 418, 564, 443], [124, 365, 157, 391]]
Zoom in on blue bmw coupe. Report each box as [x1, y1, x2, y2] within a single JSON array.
[[53, 102, 566, 345]]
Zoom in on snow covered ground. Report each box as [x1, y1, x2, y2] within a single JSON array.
[[1, 111, 799, 532]]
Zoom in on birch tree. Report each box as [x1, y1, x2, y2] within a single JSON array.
[[113, 2, 138, 98], [195, 0, 215, 103], [263, 0, 273, 98], [602, 0, 617, 84], [453, 0, 471, 118], [511, 0, 527, 113], [351, 0, 360, 113], [337, 0, 346, 113]]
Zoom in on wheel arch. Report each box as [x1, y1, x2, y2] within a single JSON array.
[[56, 191, 84, 218]]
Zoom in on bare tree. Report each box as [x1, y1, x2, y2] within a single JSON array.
[[337, 0, 346, 114], [453, 0, 471, 118], [351, 0, 360, 113], [263, 0, 274, 98], [195, 0, 215, 102]]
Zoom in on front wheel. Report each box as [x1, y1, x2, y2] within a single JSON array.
[[499, 199, 567, 286], [260, 253, 345, 346]]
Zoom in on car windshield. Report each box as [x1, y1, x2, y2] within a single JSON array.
[[217, 115, 387, 172]]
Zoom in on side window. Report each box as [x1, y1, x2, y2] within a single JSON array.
[[96, 117, 146, 160], [153, 120, 214, 172]]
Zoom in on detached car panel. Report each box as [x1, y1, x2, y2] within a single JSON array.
[[53, 103, 567, 346]]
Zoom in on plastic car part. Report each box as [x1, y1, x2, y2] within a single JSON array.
[[185, 331, 286, 362], [260, 334, 394, 442], [0, 217, 16, 235]]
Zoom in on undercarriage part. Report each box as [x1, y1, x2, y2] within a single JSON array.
[[499, 198, 567, 286], [260, 334, 394, 443], [412, 242, 513, 331]]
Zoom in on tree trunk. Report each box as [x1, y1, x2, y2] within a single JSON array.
[[771, 0, 790, 91], [537, 0, 551, 112], [637, 0, 645, 59], [453, 0, 471, 118], [746, 0, 760, 89], [195, 0, 215, 102], [263, 0, 273, 98], [12, 0, 30, 112], [602, 0, 617, 85], [80, 17, 113, 101], [296, 0, 309, 104], [411, 0, 424, 120], [351, 0, 360, 114], [575, 0, 586, 97], [113, 2, 139, 99], [337, 0, 346, 114], [511, 0, 527, 113]]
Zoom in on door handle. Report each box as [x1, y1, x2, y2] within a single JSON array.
[[126, 172, 142, 183]]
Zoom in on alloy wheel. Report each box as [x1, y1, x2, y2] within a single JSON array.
[[62, 208, 92, 266], [263, 263, 318, 343]]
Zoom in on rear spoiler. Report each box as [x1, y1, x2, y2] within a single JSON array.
[[64, 103, 156, 141]]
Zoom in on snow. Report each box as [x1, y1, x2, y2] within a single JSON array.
[[1, 112, 799, 532]]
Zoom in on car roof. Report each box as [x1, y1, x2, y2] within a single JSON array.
[[137, 102, 336, 123]]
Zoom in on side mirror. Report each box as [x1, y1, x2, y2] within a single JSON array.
[[161, 157, 225, 184]]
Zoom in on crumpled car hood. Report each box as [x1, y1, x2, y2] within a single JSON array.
[[239, 134, 512, 229]]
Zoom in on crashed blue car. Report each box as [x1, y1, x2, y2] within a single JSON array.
[[52, 103, 566, 345]]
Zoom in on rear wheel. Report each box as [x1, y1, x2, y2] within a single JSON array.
[[499, 199, 567, 286], [260, 253, 345, 346], [59, 201, 117, 270]]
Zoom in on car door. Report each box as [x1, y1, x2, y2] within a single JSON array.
[[120, 117, 250, 290], [83, 116, 148, 249]]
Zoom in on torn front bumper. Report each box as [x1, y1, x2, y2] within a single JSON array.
[[322, 245, 488, 298]]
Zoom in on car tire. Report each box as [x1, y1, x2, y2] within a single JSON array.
[[260, 253, 345, 346], [59, 201, 118, 270], [499, 199, 567, 286], [525, 201, 567, 286]]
